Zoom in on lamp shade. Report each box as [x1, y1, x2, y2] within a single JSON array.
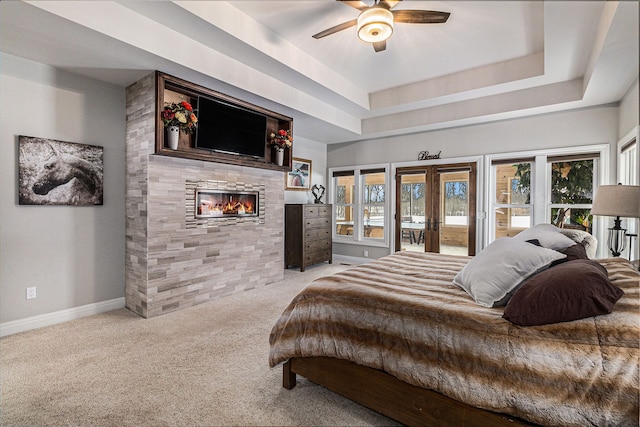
[[591, 185, 640, 218], [357, 7, 393, 43]]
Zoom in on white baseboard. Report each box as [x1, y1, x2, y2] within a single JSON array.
[[333, 254, 373, 265], [0, 297, 125, 338]]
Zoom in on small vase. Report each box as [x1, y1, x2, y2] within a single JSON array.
[[275, 148, 284, 166], [167, 126, 179, 150]]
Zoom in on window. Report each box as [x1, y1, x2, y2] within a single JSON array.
[[618, 137, 638, 259], [443, 181, 468, 226], [400, 180, 425, 222], [334, 171, 354, 237], [548, 155, 595, 233], [491, 159, 533, 238], [331, 166, 388, 243], [362, 170, 386, 240], [487, 147, 605, 247], [620, 138, 637, 185]]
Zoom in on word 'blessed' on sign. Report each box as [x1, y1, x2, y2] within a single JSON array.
[[418, 150, 442, 160]]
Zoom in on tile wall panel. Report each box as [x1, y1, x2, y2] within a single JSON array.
[[125, 73, 285, 318]]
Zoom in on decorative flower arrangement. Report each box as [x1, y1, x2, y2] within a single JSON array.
[[161, 101, 198, 133], [269, 129, 293, 151]]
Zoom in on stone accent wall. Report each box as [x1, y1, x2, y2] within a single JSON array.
[[125, 73, 285, 318], [125, 73, 154, 317]]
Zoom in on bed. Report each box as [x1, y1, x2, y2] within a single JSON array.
[[269, 232, 639, 426]]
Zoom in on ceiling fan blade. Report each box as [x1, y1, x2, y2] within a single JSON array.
[[312, 19, 358, 39], [338, 0, 369, 11], [392, 10, 450, 24], [380, 0, 402, 10], [373, 40, 387, 52]]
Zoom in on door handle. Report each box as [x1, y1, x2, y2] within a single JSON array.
[[433, 220, 440, 231], [425, 218, 431, 231]]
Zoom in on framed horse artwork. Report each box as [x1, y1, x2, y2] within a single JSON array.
[[18, 136, 104, 206]]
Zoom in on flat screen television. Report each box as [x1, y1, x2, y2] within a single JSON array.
[[195, 95, 268, 159]]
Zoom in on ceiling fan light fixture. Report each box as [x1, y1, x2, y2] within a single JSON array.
[[357, 7, 393, 43]]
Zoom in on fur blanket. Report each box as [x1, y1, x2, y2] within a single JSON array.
[[269, 252, 639, 426]]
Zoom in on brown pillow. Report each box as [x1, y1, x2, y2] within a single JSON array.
[[549, 243, 589, 267], [561, 243, 589, 261], [503, 259, 624, 326]]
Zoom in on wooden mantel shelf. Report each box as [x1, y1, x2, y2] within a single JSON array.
[[153, 147, 290, 172], [154, 71, 293, 172]]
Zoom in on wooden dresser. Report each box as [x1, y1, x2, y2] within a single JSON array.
[[285, 204, 332, 272]]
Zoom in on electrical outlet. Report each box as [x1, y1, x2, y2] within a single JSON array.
[[363, 250, 369, 257], [26, 287, 37, 300]]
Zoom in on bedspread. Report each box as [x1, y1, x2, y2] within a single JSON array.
[[269, 252, 640, 426]]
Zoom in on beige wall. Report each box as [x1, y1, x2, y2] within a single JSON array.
[[329, 106, 620, 258], [0, 54, 126, 326], [619, 79, 639, 139], [285, 137, 327, 205], [0, 55, 327, 332], [328, 106, 619, 168]]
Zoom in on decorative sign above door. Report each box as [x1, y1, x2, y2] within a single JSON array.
[[418, 150, 442, 161]]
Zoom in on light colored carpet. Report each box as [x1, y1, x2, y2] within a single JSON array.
[[0, 263, 398, 426]]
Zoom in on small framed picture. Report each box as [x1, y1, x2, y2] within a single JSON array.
[[286, 157, 312, 191]]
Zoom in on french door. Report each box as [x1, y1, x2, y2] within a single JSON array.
[[395, 163, 476, 255]]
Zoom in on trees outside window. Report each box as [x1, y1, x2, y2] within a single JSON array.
[[515, 158, 594, 231], [444, 181, 468, 225], [400, 183, 425, 220]]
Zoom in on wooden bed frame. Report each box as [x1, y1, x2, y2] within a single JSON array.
[[283, 356, 536, 427]]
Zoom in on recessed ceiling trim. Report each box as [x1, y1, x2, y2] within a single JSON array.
[[25, 0, 362, 134], [363, 79, 583, 136], [175, 1, 371, 110], [370, 52, 545, 112], [583, 1, 619, 94], [5, 1, 636, 146]]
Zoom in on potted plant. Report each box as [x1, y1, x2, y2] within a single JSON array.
[[161, 101, 198, 150], [269, 129, 292, 166]]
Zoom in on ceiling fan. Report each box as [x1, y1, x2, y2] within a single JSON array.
[[312, 0, 450, 52]]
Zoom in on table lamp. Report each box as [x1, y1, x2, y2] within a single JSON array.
[[591, 184, 640, 257]]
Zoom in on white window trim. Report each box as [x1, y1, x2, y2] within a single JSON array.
[[329, 163, 390, 248], [485, 144, 609, 257], [618, 126, 639, 185], [617, 126, 639, 260]]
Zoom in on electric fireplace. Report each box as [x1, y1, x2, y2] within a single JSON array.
[[195, 189, 259, 218]]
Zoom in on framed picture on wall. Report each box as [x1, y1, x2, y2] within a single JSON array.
[[286, 157, 312, 191], [18, 135, 104, 206]]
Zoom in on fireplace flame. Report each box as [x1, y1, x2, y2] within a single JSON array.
[[223, 201, 242, 214], [196, 191, 257, 217], [200, 201, 254, 215]]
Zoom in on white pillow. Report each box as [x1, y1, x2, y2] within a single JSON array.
[[512, 223, 576, 251], [453, 238, 566, 307]]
